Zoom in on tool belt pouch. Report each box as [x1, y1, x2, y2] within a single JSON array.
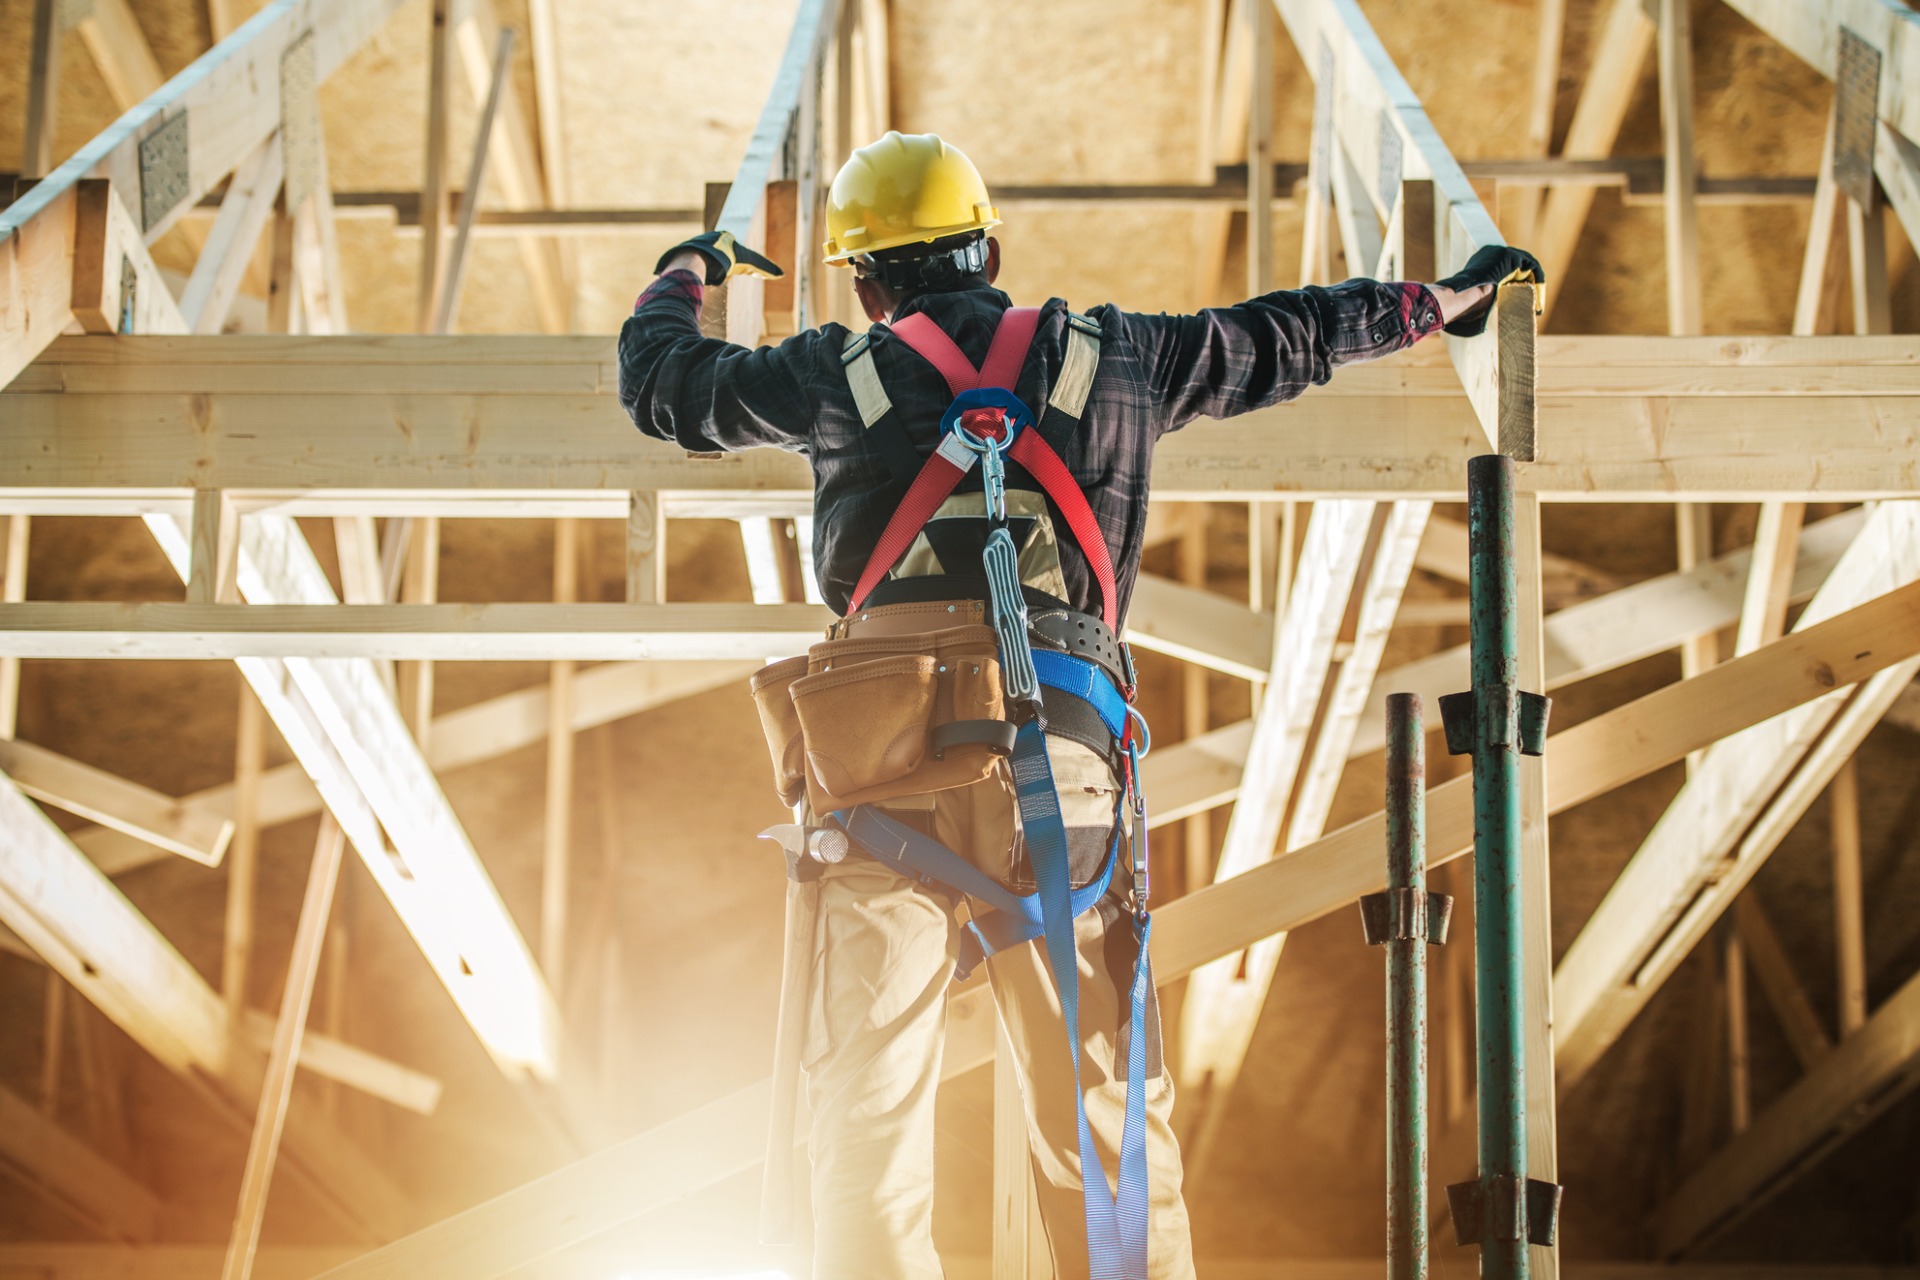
[[749, 656, 811, 808], [749, 624, 1008, 812]]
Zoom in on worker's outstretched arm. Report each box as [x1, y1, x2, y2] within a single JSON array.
[[1119, 244, 1541, 435], [616, 239, 816, 454]]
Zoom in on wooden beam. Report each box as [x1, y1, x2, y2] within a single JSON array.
[[238, 1010, 442, 1116], [221, 816, 346, 1280], [1716, 0, 1920, 142], [0, 736, 233, 864], [1534, 0, 1654, 309], [1501, 0, 1568, 246], [180, 135, 286, 335], [0, 515, 23, 741], [1874, 120, 1920, 252], [1658, 0, 1702, 335], [525, 0, 569, 208], [0, 1080, 160, 1242], [0, 601, 836, 660], [24, 0, 63, 180], [223, 687, 265, 1033], [1726, 927, 1752, 1134], [417, 0, 454, 334], [541, 518, 577, 992], [0, 0, 411, 388], [188, 488, 241, 604], [431, 27, 515, 335], [1654, 961, 1920, 1256], [1830, 757, 1867, 1037], [1126, 572, 1273, 681], [1414, 513, 1622, 608], [1734, 502, 1807, 655], [69, 179, 186, 337], [1273, 0, 1529, 454], [142, 512, 561, 1080], [77, 658, 752, 876], [1246, 0, 1274, 295], [321, 574, 1920, 1280], [1797, 116, 1850, 335], [455, 0, 573, 335], [1733, 894, 1833, 1072], [398, 516, 440, 748], [1555, 503, 1920, 1093], [73, 0, 165, 109]]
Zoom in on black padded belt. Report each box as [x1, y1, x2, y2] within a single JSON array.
[[862, 574, 1129, 691]]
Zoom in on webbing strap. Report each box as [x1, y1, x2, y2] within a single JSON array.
[[1009, 720, 1152, 1279], [841, 333, 893, 429], [847, 308, 1120, 628]]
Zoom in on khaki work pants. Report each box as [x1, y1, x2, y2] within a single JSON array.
[[800, 740, 1197, 1280]]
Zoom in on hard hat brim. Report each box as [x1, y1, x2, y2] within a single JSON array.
[[823, 212, 1003, 266]]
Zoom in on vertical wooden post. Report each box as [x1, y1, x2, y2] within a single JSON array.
[[1656, 0, 1701, 337], [188, 488, 240, 605], [542, 517, 579, 992], [1515, 489, 1559, 1280], [24, 0, 62, 179], [993, 1021, 1049, 1279], [40, 975, 65, 1115], [1503, 0, 1566, 247], [1246, 0, 1274, 297], [399, 517, 441, 750], [219, 816, 347, 1280], [223, 686, 267, 1036], [1831, 757, 1867, 1037], [1795, 116, 1848, 336], [267, 194, 299, 335], [0, 515, 29, 740], [417, 0, 455, 333], [1724, 926, 1751, 1135], [1181, 507, 1212, 896], [626, 492, 665, 604]]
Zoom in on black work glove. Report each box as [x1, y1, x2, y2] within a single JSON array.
[[654, 230, 785, 286], [1433, 244, 1545, 337]]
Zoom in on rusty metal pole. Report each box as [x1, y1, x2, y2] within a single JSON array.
[[1439, 456, 1556, 1276]]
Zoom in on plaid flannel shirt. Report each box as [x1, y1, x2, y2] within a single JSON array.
[[618, 271, 1441, 622]]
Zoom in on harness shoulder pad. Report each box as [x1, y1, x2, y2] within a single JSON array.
[[1048, 311, 1102, 422], [842, 331, 893, 429]]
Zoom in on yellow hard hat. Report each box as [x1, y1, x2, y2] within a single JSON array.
[[822, 132, 1001, 265]]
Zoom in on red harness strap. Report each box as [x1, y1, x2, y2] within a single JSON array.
[[846, 308, 1120, 631]]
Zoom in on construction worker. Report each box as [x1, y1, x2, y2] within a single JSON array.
[[619, 131, 1540, 1280]]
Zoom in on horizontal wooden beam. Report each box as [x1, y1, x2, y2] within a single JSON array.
[[0, 737, 233, 863], [1126, 573, 1273, 679], [7, 338, 1920, 506], [0, 602, 834, 660], [317, 574, 1920, 1279], [240, 1010, 442, 1116]]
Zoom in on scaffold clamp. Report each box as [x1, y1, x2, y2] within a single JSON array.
[[1446, 1173, 1563, 1248], [1438, 687, 1552, 757], [1357, 887, 1453, 947]]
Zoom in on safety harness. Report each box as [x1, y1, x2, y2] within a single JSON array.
[[831, 306, 1157, 1279]]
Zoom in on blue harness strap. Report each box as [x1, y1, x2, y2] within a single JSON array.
[[830, 651, 1153, 1280]]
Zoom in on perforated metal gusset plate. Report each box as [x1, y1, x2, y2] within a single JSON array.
[[1376, 109, 1404, 213], [280, 30, 320, 212], [138, 111, 190, 233], [1834, 27, 1882, 211]]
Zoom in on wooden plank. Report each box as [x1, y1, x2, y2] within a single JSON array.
[[223, 686, 264, 1033], [239, 1010, 441, 1116], [188, 488, 241, 604], [0, 601, 835, 660], [77, 658, 753, 877], [1247, 0, 1275, 294], [0, 0, 411, 388], [70, 179, 186, 337], [0, 736, 233, 864], [1830, 757, 1867, 1036], [1654, 962, 1920, 1256], [1727, 928, 1753, 1133], [1515, 490, 1558, 1279], [0, 1080, 160, 1242], [1797, 117, 1850, 336], [398, 516, 440, 749], [455, 0, 571, 335], [141, 511, 561, 1080], [1875, 120, 1920, 251], [1125, 572, 1273, 680], [0, 515, 24, 739], [626, 492, 665, 603], [72, 0, 165, 108], [432, 27, 515, 335], [24, 0, 63, 179], [1555, 503, 1920, 1092], [1658, 0, 1702, 335], [1501, 0, 1568, 245], [322, 575, 1920, 1280], [541, 518, 577, 992], [1734, 502, 1807, 655], [417, 0, 454, 333], [1533, 0, 1654, 307], [221, 816, 345, 1280], [1175, 499, 1380, 1164], [180, 135, 285, 335], [1734, 895, 1833, 1072]]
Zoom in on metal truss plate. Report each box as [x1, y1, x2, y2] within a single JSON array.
[[280, 29, 321, 212], [1833, 27, 1882, 211], [1377, 109, 1404, 213], [138, 111, 190, 234]]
